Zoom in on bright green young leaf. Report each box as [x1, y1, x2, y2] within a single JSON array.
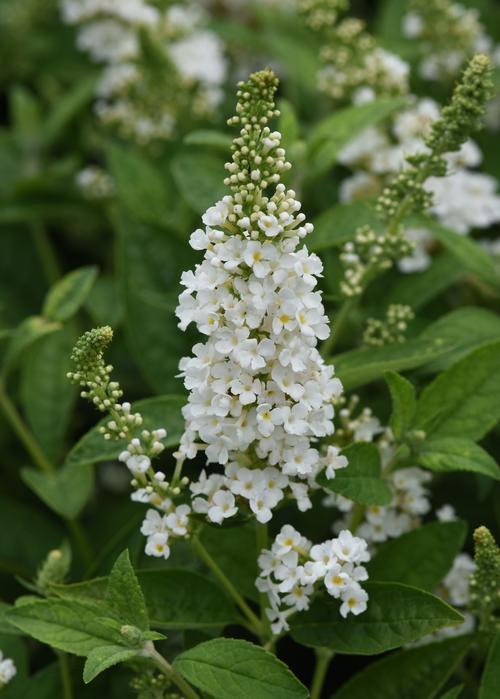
[[384, 371, 416, 440], [331, 635, 471, 699], [439, 687, 464, 699], [419, 307, 500, 373], [184, 130, 232, 151], [107, 550, 149, 632], [291, 582, 463, 654], [42, 266, 97, 322], [83, 644, 143, 684], [332, 337, 451, 390], [415, 341, 500, 441], [308, 200, 380, 253], [173, 638, 308, 699], [479, 633, 500, 699], [367, 521, 467, 590], [6, 598, 126, 656], [317, 443, 392, 506], [64, 395, 185, 469], [412, 216, 500, 290], [2, 316, 60, 377], [171, 152, 227, 214], [108, 145, 170, 227], [307, 97, 407, 176], [20, 327, 76, 463], [418, 439, 500, 480], [21, 462, 94, 519]]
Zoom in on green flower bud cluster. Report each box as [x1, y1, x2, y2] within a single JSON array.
[[364, 304, 414, 347], [299, 0, 349, 30], [224, 69, 291, 207], [67, 326, 142, 440], [341, 54, 493, 297], [469, 526, 500, 633], [36, 544, 71, 595]]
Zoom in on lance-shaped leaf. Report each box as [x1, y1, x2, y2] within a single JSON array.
[[291, 582, 463, 654], [173, 638, 308, 699], [417, 439, 500, 480], [83, 645, 144, 684], [106, 550, 149, 632], [42, 266, 97, 322], [384, 371, 416, 440]]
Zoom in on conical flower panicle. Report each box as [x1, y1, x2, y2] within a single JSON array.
[[175, 69, 345, 524]]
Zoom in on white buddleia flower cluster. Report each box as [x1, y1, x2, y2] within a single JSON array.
[[61, 0, 227, 142], [403, 0, 500, 82], [339, 97, 500, 272], [257, 525, 370, 634], [68, 327, 192, 562], [0, 651, 16, 689], [176, 69, 344, 524]]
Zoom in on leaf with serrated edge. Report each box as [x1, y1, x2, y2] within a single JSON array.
[[83, 645, 143, 684], [291, 582, 463, 654], [418, 439, 500, 481], [173, 638, 308, 699], [107, 551, 149, 631]]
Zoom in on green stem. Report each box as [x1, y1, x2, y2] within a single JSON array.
[[57, 652, 73, 699], [0, 382, 54, 474], [310, 649, 334, 699], [192, 535, 263, 636], [31, 222, 61, 285], [145, 643, 200, 699], [321, 297, 356, 358]]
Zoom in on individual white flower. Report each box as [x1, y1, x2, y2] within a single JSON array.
[[323, 445, 348, 479], [145, 532, 170, 559], [340, 584, 369, 618], [0, 651, 16, 687], [165, 504, 191, 536], [207, 490, 238, 524]]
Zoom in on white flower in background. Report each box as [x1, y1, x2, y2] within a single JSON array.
[[257, 525, 370, 634], [61, 0, 227, 142], [176, 69, 344, 525], [76, 165, 114, 200], [0, 651, 16, 688]]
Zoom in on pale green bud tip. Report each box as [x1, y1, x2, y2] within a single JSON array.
[[120, 624, 143, 645], [69, 326, 114, 378], [229, 68, 280, 128]]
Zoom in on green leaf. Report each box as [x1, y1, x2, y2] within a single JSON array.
[[0, 632, 28, 679], [419, 307, 500, 373], [42, 266, 97, 322], [64, 395, 185, 469], [307, 98, 407, 176], [2, 316, 60, 377], [439, 687, 464, 699], [278, 98, 301, 151], [116, 210, 193, 394], [10, 86, 41, 146], [108, 145, 170, 227], [331, 635, 471, 699], [384, 372, 416, 440], [6, 598, 125, 656], [414, 341, 500, 441], [367, 521, 467, 590], [41, 75, 97, 148], [479, 633, 500, 699], [317, 443, 392, 506], [20, 327, 76, 463], [184, 130, 232, 151], [173, 638, 308, 699], [107, 550, 149, 631], [53, 569, 239, 630], [85, 275, 124, 327], [417, 439, 500, 480], [1, 663, 62, 699], [21, 461, 94, 519], [291, 582, 463, 654], [308, 200, 380, 253], [332, 337, 451, 391], [412, 216, 500, 290], [83, 644, 143, 684], [171, 152, 227, 214]]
